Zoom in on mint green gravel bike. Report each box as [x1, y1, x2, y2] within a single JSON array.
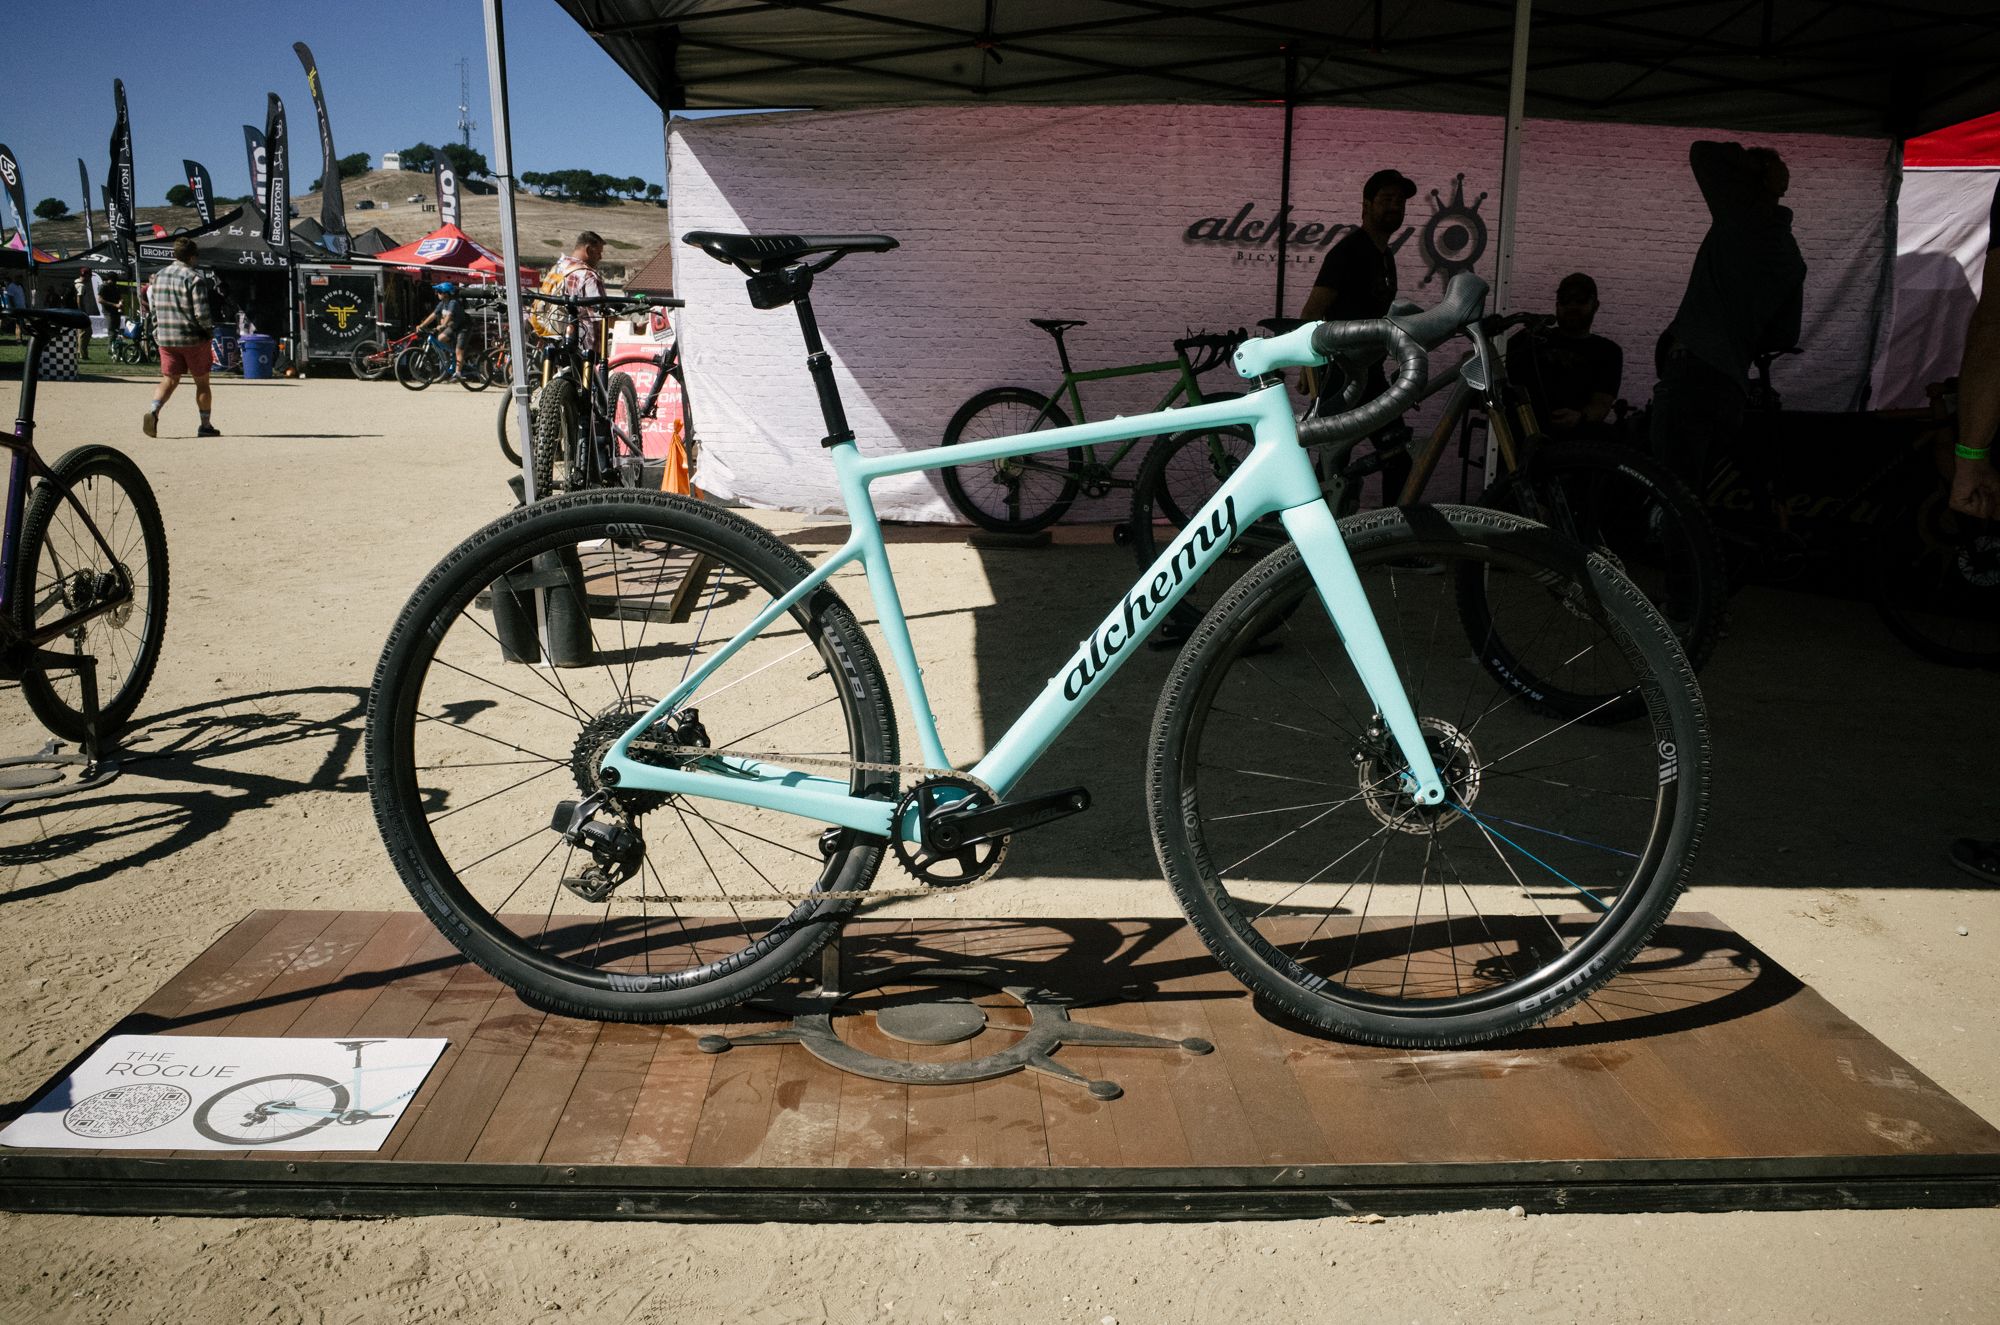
[[366, 231, 1709, 1048]]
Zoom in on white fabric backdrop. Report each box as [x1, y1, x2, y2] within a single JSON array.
[[667, 105, 1892, 519], [1868, 168, 1995, 409]]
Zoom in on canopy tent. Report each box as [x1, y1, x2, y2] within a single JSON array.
[[366, 222, 514, 281], [292, 216, 326, 246], [349, 226, 399, 256], [554, 1, 1999, 137], [468, 251, 538, 284]]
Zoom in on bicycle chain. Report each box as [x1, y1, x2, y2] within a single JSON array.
[[612, 740, 1003, 903]]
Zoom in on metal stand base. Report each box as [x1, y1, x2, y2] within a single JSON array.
[[0, 740, 119, 812], [697, 936, 1212, 1100]]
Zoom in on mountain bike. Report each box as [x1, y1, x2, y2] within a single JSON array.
[[350, 326, 422, 382], [366, 230, 1708, 1050], [0, 306, 171, 782], [494, 304, 692, 475], [394, 330, 479, 392], [939, 322, 1251, 534], [491, 289, 680, 496], [1129, 286, 1726, 678]]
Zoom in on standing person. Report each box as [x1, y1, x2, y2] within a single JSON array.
[[72, 273, 93, 358], [1649, 141, 1807, 488], [2, 275, 23, 344], [1944, 182, 2000, 885], [549, 230, 608, 353], [142, 238, 220, 438], [1507, 272, 1625, 441], [1299, 169, 1417, 506]]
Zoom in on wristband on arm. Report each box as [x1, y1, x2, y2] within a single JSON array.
[[1956, 443, 1992, 460]]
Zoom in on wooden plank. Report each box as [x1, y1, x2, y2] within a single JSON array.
[[829, 922, 909, 1168], [278, 913, 446, 1041], [542, 1022, 661, 1167], [206, 912, 393, 1039], [374, 960, 513, 1162], [685, 1008, 786, 1168], [1130, 928, 1265, 1168], [754, 1041, 843, 1168], [370, 988, 544, 1166], [613, 1030, 717, 1166], [158, 910, 345, 1035], [465, 1012, 602, 1165], [119, 910, 291, 1026]]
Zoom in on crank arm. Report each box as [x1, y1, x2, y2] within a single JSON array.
[[930, 786, 1091, 851]]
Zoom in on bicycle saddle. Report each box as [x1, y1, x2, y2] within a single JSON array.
[[681, 231, 899, 271], [335, 1039, 384, 1052], [13, 306, 90, 332], [1030, 318, 1087, 334]]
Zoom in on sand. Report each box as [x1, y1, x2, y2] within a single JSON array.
[[0, 369, 1995, 1324]]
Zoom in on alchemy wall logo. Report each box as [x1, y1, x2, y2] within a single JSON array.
[[1415, 174, 1488, 287]]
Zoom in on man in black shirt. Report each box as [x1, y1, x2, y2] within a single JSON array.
[[1507, 272, 1623, 441], [1301, 167, 1416, 505]]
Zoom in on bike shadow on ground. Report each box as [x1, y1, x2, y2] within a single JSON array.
[[0, 684, 368, 904]]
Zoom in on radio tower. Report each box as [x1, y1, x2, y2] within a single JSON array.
[[456, 57, 477, 148]]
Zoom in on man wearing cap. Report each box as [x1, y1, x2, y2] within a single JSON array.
[[1300, 168, 1418, 505], [1506, 272, 1624, 441]]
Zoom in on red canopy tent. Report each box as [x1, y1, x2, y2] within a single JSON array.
[[468, 251, 537, 284], [367, 223, 518, 282]]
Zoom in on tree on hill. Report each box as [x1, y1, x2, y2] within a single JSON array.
[[164, 185, 195, 208], [644, 183, 663, 204], [310, 153, 372, 191], [33, 197, 69, 220], [438, 143, 490, 180], [399, 142, 437, 172]]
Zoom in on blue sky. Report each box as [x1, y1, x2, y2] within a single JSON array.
[[0, 0, 679, 210]]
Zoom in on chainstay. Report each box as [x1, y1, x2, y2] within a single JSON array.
[[622, 741, 999, 901]]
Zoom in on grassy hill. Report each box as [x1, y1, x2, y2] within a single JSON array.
[[24, 169, 673, 281]]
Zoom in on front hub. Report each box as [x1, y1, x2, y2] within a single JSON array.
[[1355, 716, 1481, 834]]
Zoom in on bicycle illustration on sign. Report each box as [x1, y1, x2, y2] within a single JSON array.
[[192, 1039, 425, 1146]]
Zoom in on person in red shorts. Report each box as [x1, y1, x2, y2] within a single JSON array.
[[142, 237, 220, 438]]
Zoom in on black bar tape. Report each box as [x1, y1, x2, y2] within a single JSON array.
[[1298, 319, 1429, 447]]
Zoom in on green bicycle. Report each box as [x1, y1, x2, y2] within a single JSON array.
[[939, 321, 1251, 534]]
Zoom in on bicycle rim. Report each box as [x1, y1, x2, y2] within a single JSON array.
[[1150, 505, 1706, 1045], [368, 494, 898, 1016]]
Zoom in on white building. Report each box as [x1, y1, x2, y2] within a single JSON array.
[[381, 151, 402, 172]]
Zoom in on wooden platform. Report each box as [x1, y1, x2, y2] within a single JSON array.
[[3, 909, 1997, 1222]]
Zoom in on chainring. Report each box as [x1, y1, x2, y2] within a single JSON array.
[[891, 774, 1007, 887]]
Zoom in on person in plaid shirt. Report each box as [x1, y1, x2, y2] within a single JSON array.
[[143, 238, 221, 438]]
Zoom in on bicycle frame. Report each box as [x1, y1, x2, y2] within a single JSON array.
[[1022, 354, 1210, 478], [601, 382, 1447, 839]]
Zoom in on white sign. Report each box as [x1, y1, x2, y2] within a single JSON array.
[[0, 1035, 448, 1151]]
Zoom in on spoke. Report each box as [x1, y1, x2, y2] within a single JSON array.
[[1456, 801, 1610, 914], [428, 760, 571, 825], [413, 710, 569, 772], [675, 806, 824, 861]]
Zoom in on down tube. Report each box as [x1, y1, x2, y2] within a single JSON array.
[[970, 443, 1299, 795]]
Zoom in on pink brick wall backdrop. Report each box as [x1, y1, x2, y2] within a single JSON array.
[[668, 106, 1891, 520]]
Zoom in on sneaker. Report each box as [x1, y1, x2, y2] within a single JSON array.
[[197, 424, 222, 438], [141, 411, 157, 438], [1384, 556, 1443, 574]]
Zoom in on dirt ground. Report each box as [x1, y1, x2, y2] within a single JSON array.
[[0, 370, 1994, 1324]]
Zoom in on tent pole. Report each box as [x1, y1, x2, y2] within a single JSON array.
[[482, 0, 536, 504], [1275, 45, 1297, 320], [1492, 0, 1531, 318], [1488, 0, 1532, 485]]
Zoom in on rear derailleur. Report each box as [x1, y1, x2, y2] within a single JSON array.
[[549, 791, 646, 902]]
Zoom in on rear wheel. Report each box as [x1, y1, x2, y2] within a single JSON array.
[[13, 445, 171, 743], [939, 387, 1082, 532], [608, 372, 646, 487], [1149, 505, 1707, 1047], [1481, 441, 1726, 675], [349, 339, 389, 381], [496, 386, 538, 468], [365, 491, 900, 1020]]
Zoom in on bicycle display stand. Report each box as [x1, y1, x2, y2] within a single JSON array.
[[695, 930, 1212, 1100], [5, 909, 1999, 1223], [0, 739, 118, 813]]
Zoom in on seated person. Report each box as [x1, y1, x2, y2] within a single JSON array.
[[1507, 272, 1623, 441]]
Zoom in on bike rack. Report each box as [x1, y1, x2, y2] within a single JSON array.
[[695, 930, 1211, 1100], [0, 739, 119, 812]]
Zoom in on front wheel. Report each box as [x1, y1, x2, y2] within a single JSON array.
[[532, 377, 578, 496], [365, 491, 901, 1020], [607, 372, 646, 488], [193, 1074, 347, 1145], [394, 343, 440, 391], [13, 445, 171, 743], [496, 386, 538, 468], [939, 387, 1082, 532], [1148, 504, 1708, 1048]]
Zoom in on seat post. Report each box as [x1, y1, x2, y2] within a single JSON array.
[[791, 293, 855, 449], [1052, 329, 1076, 377]]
